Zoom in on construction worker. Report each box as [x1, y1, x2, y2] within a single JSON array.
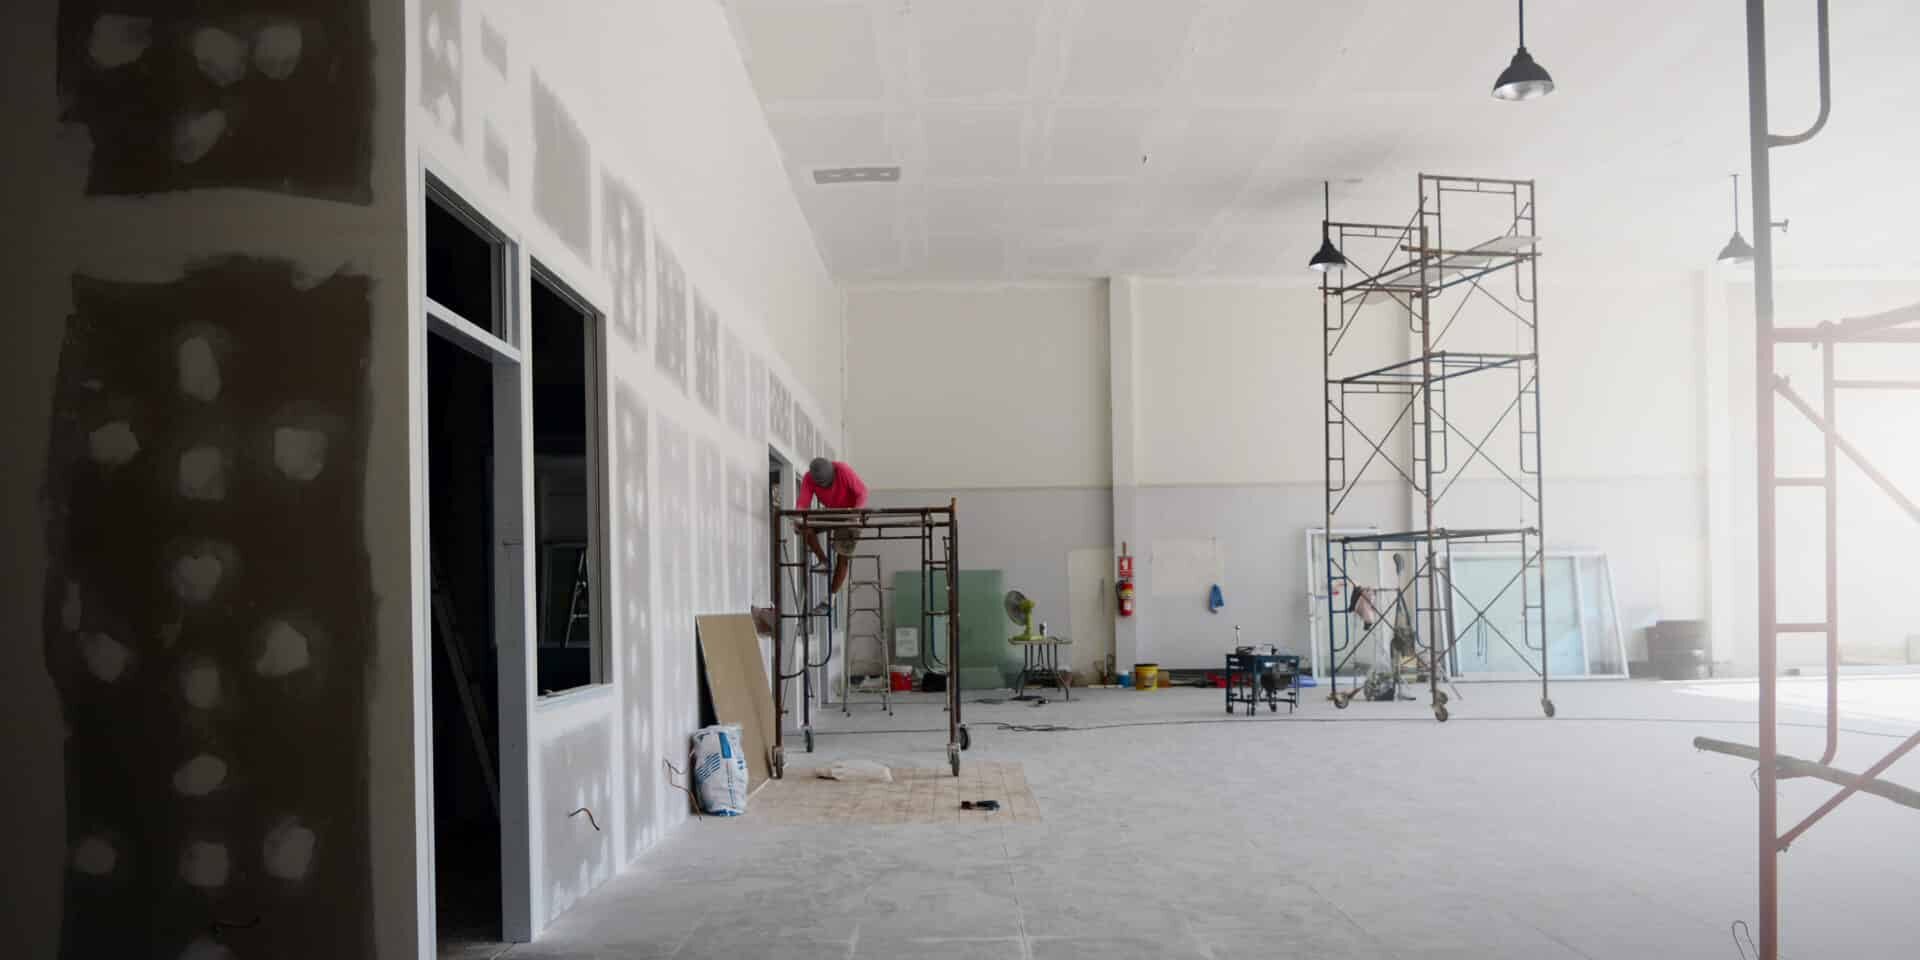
[[798, 457, 868, 597]]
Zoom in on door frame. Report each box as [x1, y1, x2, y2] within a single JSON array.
[[415, 162, 537, 946]]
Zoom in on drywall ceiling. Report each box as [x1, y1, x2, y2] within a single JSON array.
[[724, 0, 1920, 281]]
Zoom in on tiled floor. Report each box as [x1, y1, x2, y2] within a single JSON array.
[[497, 677, 1920, 959]]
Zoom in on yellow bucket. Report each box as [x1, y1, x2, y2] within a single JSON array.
[[1133, 663, 1159, 691]]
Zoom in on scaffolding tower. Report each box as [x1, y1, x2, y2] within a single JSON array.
[[769, 502, 968, 777], [1696, 6, 1920, 956], [1320, 173, 1553, 722]]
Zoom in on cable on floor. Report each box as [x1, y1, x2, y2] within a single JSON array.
[[1732, 919, 1792, 959], [664, 758, 701, 820]]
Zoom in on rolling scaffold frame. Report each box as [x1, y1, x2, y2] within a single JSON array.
[[1693, 5, 1920, 958], [769, 501, 967, 777], [1320, 173, 1553, 722]]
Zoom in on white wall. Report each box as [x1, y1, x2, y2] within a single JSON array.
[[842, 283, 1110, 663], [1129, 279, 1403, 666], [409, 0, 841, 944], [843, 269, 1716, 673], [495, 2, 845, 424], [845, 282, 1110, 489], [1540, 268, 1704, 481], [1135, 281, 1399, 486], [1710, 265, 1920, 672]]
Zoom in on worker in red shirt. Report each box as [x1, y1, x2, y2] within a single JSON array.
[[798, 457, 869, 596]]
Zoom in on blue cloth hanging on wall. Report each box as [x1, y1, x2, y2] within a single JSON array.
[[1208, 583, 1225, 613]]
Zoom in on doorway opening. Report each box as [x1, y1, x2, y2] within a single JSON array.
[[423, 176, 517, 954], [426, 334, 503, 950], [769, 448, 791, 513]]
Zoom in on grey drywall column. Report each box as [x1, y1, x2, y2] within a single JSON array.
[[1109, 276, 1141, 669], [9, 1, 412, 957]]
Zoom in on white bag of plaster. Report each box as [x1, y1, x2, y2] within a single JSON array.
[[691, 724, 749, 816]]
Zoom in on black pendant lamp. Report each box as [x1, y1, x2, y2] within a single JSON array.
[[1492, 0, 1555, 101], [1717, 173, 1755, 264], [1308, 181, 1347, 274]]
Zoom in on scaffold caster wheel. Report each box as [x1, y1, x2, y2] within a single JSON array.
[[772, 746, 786, 779], [1433, 704, 1450, 723], [1436, 690, 1450, 706], [959, 726, 971, 750], [1269, 701, 1278, 713], [948, 745, 960, 777], [804, 729, 815, 752], [1542, 698, 1556, 718], [1333, 692, 1351, 709]]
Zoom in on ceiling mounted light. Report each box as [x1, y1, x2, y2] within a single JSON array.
[[1717, 173, 1755, 265], [1308, 180, 1347, 274], [1492, 0, 1555, 101]]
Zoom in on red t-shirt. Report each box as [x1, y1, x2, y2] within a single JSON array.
[[798, 461, 868, 510]]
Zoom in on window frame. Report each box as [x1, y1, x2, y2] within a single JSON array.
[[528, 260, 613, 693]]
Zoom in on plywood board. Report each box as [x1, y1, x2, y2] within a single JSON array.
[[697, 614, 776, 785]]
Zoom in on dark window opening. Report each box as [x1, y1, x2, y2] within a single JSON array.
[[426, 187, 504, 335], [533, 269, 602, 695]]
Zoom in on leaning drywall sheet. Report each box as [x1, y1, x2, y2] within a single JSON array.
[[695, 614, 775, 787]]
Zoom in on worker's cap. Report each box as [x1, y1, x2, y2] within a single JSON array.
[[808, 458, 835, 487]]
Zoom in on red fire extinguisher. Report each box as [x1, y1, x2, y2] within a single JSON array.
[[1116, 543, 1135, 618]]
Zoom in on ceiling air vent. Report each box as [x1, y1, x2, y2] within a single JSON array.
[[812, 166, 901, 185]]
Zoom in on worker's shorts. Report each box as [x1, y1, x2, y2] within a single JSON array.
[[830, 527, 861, 556]]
